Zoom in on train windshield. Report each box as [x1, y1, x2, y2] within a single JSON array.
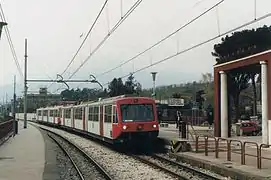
[[120, 104, 154, 122]]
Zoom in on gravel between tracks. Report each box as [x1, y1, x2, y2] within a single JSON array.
[[40, 127, 81, 180], [34, 123, 176, 180], [57, 147, 81, 180], [49, 132, 108, 180]]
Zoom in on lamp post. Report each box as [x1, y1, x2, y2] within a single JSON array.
[[151, 72, 157, 98], [0, 22, 7, 40]]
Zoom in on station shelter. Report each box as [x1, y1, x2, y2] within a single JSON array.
[[214, 50, 271, 145]]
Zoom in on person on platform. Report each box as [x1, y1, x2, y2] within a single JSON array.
[[176, 111, 182, 128], [207, 104, 214, 129]]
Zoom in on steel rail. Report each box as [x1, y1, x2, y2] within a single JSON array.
[[133, 155, 189, 180], [153, 154, 222, 180], [47, 133, 85, 180]]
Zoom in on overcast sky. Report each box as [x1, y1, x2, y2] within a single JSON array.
[[0, 0, 271, 100]]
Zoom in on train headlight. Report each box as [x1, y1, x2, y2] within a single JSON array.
[[153, 124, 157, 128], [123, 125, 127, 130]]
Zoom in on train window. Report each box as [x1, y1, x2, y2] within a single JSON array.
[[93, 106, 99, 121], [65, 109, 71, 118], [113, 106, 118, 123], [43, 110, 48, 116], [76, 108, 82, 119], [88, 106, 93, 121], [120, 104, 154, 122], [38, 111, 41, 116], [49, 110, 54, 117], [74, 108, 77, 119], [104, 105, 112, 123], [54, 110, 57, 117]]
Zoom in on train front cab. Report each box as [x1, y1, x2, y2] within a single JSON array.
[[113, 97, 159, 144]]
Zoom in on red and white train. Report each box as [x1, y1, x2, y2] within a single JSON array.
[[36, 95, 159, 144]]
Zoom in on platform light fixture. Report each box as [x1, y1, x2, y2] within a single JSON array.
[[151, 72, 157, 98], [0, 22, 7, 40]]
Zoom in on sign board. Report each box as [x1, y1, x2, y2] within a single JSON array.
[[168, 98, 184, 106], [155, 99, 168, 104]]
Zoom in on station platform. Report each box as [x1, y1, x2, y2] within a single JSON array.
[[0, 121, 45, 180], [159, 123, 271, 179], [158, 123, 213, 140]]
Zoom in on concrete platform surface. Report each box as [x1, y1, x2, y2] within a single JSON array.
[[173, 150, 271, 180], [159, 124, 213, 141], [0, 121, 45, 180]]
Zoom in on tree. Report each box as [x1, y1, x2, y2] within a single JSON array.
[[134, 82, 142, 95], [123, 73, 142, 95], [196, 90, 205, 110], [228, 70, 250, 121], [124, 73, 136, 95], [201, 73, 214, 107], [212, 25, 271, 121], [108, 78, 126, 97]]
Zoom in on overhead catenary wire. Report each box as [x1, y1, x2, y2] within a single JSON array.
[[103, 11, 271, 86], [61, 0, 109, 76], [68, 0, 143, 79], [97, 0, 224, 78], [47, 0, 109, 89], [0, 2, 23, 78]]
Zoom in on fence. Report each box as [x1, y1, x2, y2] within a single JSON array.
[[193, 135, 271, 169], [0, 120, 13, 145]]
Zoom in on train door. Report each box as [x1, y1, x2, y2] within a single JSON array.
[[53, 110, 56, 124], [62, 108, 65, 126], [99, 105, 104, 136], [41, 110, 44, 121], [47, 110, 49, 122], [82, 107, 86, 131], [71, 108, 75, 128], [111, 105, 117, 138], [84, 106, 88, 131]]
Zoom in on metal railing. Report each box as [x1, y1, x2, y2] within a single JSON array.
[[0, 120, 13, 145], [194, 135, 271, 169]]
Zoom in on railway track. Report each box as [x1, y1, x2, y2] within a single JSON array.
[[40, 127, 114, 180], [134, 154, 224, 180]]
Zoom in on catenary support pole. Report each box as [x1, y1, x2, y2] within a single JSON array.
[[24, 39, 28, 129], [13, 75, 16, 135]]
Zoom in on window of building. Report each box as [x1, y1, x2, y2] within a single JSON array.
[[104, 105, 112, 123]]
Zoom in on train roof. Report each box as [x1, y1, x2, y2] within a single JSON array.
[[36, 95, 155, 110]]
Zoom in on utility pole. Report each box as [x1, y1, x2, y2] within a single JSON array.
[[0, 22, 7, 116], [13, 75, 17, 136], [24, 38, 28, 129]]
